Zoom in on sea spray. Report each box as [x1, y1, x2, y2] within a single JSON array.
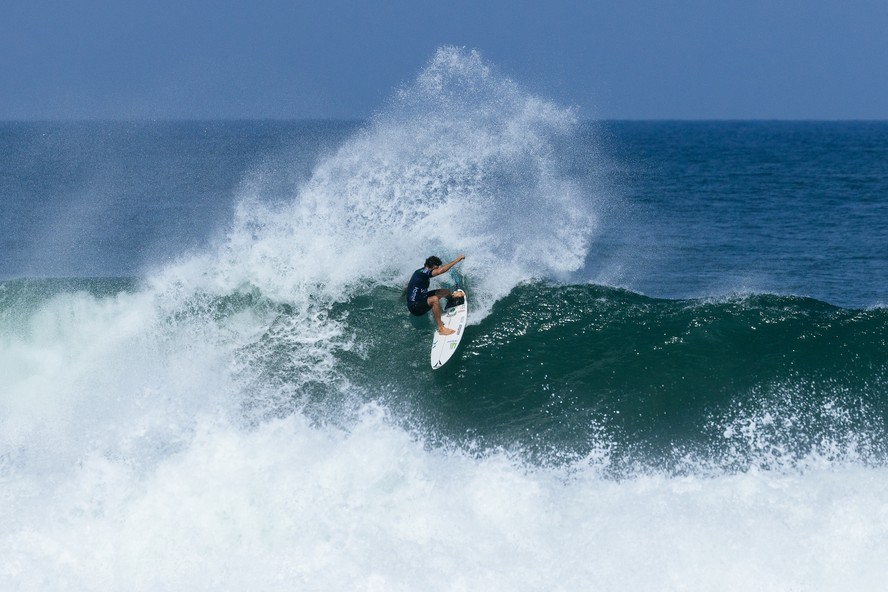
[[200, 46, 597, 318]]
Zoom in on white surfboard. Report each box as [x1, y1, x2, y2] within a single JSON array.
[[430, 291, 468, 369]]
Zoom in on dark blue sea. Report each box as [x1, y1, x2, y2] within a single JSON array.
[[2, 48, 887, 590]]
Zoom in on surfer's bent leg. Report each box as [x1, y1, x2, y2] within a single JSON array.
[[428, 290, 456, 335]]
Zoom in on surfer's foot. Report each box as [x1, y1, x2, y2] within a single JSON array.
[[438, 326, 456, 336]]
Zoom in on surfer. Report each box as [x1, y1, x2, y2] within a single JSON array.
[[406, 255, 465, 335]]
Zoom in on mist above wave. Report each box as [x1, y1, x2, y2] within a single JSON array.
[[167, 47, 597, 320]]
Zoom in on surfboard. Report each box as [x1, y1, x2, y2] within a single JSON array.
[[430, 291, 468, 369]]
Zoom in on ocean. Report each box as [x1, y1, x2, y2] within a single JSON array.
[[2, 47, 887, 590]]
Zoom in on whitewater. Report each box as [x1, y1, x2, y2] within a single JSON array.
[[2, 47, 888, 591]]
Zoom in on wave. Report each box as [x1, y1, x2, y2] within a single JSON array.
[[3, 276, 888, 590], [2, 45, 885, 475], [4, 277, 885, 472]]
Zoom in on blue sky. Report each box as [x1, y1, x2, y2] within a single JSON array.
[[2, 0, 886, 120]]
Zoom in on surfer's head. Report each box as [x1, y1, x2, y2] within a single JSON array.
[[425, 256, 443, 269]]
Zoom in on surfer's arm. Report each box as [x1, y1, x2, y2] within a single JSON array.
[[431, 255, 465, 277]]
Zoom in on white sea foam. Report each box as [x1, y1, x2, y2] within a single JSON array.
[[2, 402, 887, 591]]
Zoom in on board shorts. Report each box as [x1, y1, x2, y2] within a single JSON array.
[[407, 294, 431, 316]]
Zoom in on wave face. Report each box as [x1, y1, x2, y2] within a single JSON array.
[[236, 278, 888, 473], [2, 48, 888, 590]]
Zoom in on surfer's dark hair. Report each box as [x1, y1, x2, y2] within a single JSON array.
[[425, 256, 443, 268]]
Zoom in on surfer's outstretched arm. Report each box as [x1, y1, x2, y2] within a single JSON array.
[[430, 254, 465, 277]]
